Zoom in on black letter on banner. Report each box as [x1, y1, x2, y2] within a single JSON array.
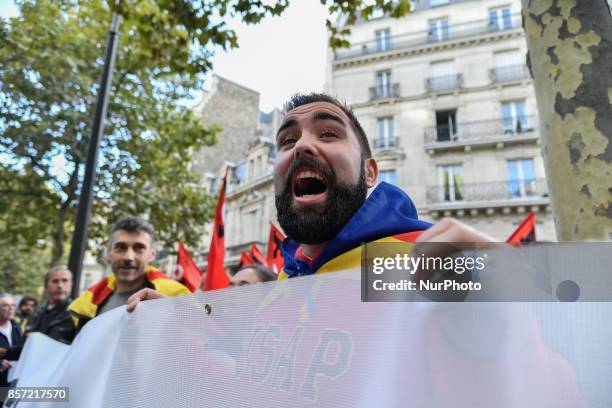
[[272, 326, 304, 393], [301, 329, 353, 401], [250, 324, 281, 383]]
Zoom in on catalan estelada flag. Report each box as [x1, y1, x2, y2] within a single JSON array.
[[203, 168, 230, 291], [266, 222, 285, 275], [507, 212, 537, 244]]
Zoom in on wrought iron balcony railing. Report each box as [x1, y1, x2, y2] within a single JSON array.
[[425, 74, 463, 93], [369, 83, 400, 101], [334, 13, 522, 60], [373, 137, 399, 149], [490, 65, 530, 83], [424, 115, 538, 145], [426, 179, 549, 205]]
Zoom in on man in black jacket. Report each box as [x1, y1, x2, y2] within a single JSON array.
[[25, 266, 76, 344], [0, 294, 22, 389], [0, 266, 76, 363]]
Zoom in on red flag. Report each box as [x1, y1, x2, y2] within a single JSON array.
[[171, 241, 202, 293], [238, 251, 255, 268], [250, 243, 267, 265], [507, 212, 537, 244], [266, 222, 286, 275], [203, 169, 230, 291]]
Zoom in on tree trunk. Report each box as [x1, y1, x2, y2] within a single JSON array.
[[522, 0, 612, 240]]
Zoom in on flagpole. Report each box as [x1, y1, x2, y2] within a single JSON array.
[[69, 12, 121, 298]]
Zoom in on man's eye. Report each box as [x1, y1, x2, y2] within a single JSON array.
[[321, 131, 338, 138], [280, 136, 297, 146]]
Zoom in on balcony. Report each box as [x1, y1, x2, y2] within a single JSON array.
[[424, 116, 539, 153], [426, 179, 550, 215], [490, 65, 530, 83], [369, 83, 400, 101], [425, 74, 463, 94], [334, 14, 522, 61], [374, 137, 398, 149]]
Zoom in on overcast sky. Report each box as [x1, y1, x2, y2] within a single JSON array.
[[0, 0, 330, 112]]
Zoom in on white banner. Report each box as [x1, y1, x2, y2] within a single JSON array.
[[13, 268, 612, 407]]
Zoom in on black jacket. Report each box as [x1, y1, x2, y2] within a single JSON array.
[[5, 299, 76, 361], [26, 299, 76, 345], [0, 321, 23, 388]]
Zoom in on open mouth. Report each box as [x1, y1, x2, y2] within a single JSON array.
[[292, 168, 328, 202]]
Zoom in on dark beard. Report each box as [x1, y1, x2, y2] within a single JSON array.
[[275, 158, 367, 244]]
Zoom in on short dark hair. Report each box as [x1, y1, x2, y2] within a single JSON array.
[[44, 265, 72, 288], [283, 93, 372, 159], [237, 264, 277, 283], [110, 216, 155, 243], [18, 296, 38, 308]]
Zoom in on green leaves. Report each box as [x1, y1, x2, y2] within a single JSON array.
[[1, 0, 410, 287], [322, 0, 411, 49], [1, 0, 224, 268]]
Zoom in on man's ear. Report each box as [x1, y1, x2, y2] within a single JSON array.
[[364, 158, 378, 188], [149, 247, 157, 264]]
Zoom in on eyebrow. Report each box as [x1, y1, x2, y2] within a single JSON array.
[[313, 111, 345, 126], [276, 111, 346, 139], [276, 118, 297, 138]]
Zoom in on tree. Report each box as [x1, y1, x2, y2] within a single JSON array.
[[522, 0, 612, 240], [1, 0, 412, 277], [1, 0, 228, 266]]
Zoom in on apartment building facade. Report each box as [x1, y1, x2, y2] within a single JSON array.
[[183, 76, 283, 271], [327, 0, 555, 240]]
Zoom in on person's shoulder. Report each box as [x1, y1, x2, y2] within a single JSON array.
[[151, 278, 191, 296], [146, 268, 191, 296]]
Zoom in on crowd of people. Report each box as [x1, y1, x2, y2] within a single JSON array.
[[1, 93, 494, 400], [0, 217, 278, 391]]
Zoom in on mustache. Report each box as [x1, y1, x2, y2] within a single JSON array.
[[117, 261, 139, 269], [283, 156, 335, 191]]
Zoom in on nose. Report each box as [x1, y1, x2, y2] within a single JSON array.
[[124, 247, 136, 261], [293, 131, 318, 160]]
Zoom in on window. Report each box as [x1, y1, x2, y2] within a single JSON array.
[[430, 0, 450, 6], [243, 209, 261, 242], [489, 7, 513, 31], [507, 159, 535, 198], [438, 164, 464, 202], [375, 29, 391, 52], [501, 100, 528, 133], [429, 60, 457, 92], [494, 49, 523, 82], [377, 117, 395, 148], [376, 70, 392, 98], [435, 109, 458, 141], [234, 161, 246, 185], [428, 18, 450, 42], [380, 170, 397, 185]]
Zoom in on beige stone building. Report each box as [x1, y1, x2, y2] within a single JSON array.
[[173, 76, 282, 272], [326, 0, 555, 241]]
